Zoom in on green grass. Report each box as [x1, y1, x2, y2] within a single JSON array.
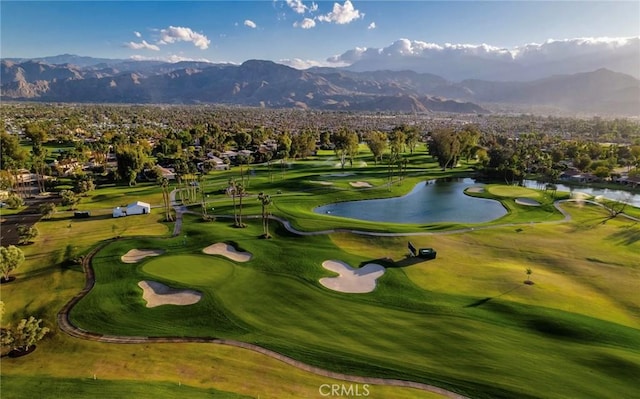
[[66, 209, 640, 399], [3, 146, 639, 399], [2, 376, 250, 399]]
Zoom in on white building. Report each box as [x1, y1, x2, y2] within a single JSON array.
[[126, 201, 151, 215], [112, 201, 151, 218]]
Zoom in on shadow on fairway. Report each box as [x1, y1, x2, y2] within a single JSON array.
[[464, 284, 524, 308], [607, 225, 640, 245], [364, 255, 433, 269]]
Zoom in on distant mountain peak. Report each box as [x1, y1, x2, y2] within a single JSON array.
[[1, 56, 637, 116]]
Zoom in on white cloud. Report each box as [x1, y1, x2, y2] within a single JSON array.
[[129, 54, 213, 63], [293, 18, 316, 29], [286, 0, 307, 14], [126, 40, 161, 51], [244, 20, 257, 29], [367, 22, 376, 30], [326, 36, 640, 80], [134, 31, 142, 38], [310, 2, 318, 12], [318, 0, 363, 25], [158, 26, 211, 50], [279, 58, 337, 69], [512, 37, 637, 61]]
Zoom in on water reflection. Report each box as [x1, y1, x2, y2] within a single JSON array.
[[314, 178, 506, 224]]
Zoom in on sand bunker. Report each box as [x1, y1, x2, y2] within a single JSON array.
[[319, 260, 385, 294], [466, 186, 485, 193], [515, 197, 541, 206], [138, 280, 202, 308], [203, 243, 252, 262], [350, 181, 372, 188], [121, 249, 165, 264]]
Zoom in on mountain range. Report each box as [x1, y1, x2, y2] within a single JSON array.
[[2, 55, 639, 116]]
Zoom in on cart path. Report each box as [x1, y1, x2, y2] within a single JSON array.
[[218, 199, 638, 237], [57, 198, 637, 399], [169, 188, 189, 236]]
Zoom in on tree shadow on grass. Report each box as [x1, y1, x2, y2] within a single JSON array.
[[606, 224, 640, 246], [464, 284, 524, 308]]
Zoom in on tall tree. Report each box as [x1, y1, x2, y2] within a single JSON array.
[[429, 128, 461, 170], [158, 177, 174, 222], [0, 132, 27, 198], [365, 131, 388, 165], [38, 203, 56, 219], [227, 178, 239, 226], [17, 225, 38, 245], [0, 245, 25, 281], [402, 125, 421, 154], [115, 144, 148, 186], [277, 132, 292, 179], [12, 316, 50, 352], [258, 192, 273, 238], [331, 128, 359, 169], [60, 189, 80, 210], [236, 183, 246, 228]]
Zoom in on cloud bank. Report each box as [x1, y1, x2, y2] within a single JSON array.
[[293, 0, 363, 29], [293, 18, 316, 29], [318, 0, 363, 25], [286, 0, 317, 14], [327, 37, 640, 81], [126, 40, 160, 51], [158, 26, 211, 50]]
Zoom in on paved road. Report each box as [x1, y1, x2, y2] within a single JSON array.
[[169, 188, 189, 236]]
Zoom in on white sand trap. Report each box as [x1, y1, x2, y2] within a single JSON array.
[[350, 181, 372, 188], [466, 186, 485, 193], [203, 243, 252, 262], [121, 249, 165, 264], [138, 280, 202, 308], [310, 180, 334, 186], [515, 197, 541, 206], [320, 260, 385, 294]]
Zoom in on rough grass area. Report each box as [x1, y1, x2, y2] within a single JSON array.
[[2, 376, 250, 399]]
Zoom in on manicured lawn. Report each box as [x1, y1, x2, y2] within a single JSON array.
[[67, 209, 640, 399], [3, 146, 639, 399]]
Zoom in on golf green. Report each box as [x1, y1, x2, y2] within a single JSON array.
[[142, 254, 235, 288]]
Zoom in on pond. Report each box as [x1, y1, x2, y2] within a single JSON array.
[[523, 180, 640, 208], [314, 178, 507, 224]]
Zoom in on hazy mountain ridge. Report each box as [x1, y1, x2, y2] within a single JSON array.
[[1, 55, 638, 116]]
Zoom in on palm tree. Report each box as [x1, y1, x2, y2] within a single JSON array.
[[258, 192, 273, 238], [227, 178, 238, 226], [525, 268, 533, 284], [236, 182, 246, 228], [158, 177, 173, 222]]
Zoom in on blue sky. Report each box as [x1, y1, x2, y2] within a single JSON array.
[[1, 1, 639, 66]]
